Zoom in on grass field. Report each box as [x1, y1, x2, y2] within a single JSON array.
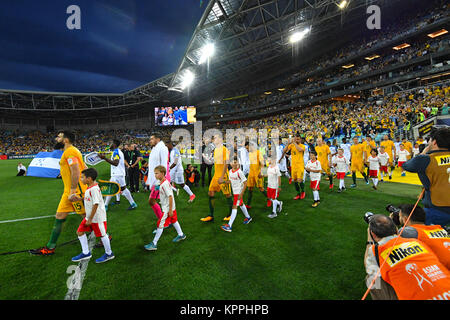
[[0, 158, 423, 300]]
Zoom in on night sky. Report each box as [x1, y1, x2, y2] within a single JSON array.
[[0, 0, 205, 93]]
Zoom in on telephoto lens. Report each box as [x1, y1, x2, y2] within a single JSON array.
[[364, 212, 374, 224]]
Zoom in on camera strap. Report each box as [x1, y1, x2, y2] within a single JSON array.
[[374, 243, 380, 267]]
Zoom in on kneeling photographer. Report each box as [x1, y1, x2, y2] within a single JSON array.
[[389, 204, 450, 270], [364, 213, 450, 300]]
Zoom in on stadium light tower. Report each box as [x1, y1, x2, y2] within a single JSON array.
[[289, 27, 311, 44], [198, 43, 215, 65], [180, 69, 195, 90]]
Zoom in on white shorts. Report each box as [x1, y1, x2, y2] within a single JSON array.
[[110, 175, 126, 188], [278, 159, 287, 172], [170, 169, 185, 185]]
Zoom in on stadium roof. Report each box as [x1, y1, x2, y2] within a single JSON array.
[[0, 0, 445, 115]]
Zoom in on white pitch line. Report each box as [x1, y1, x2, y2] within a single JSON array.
[[64, 232, 97, 300], [0, 212, 76, 224]]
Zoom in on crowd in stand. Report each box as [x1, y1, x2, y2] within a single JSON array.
[[1, 83, 448, 157]]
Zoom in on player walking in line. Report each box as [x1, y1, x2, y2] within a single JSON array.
[[332, 148, 349, 192], [71, 168, 114, 263], [380, 135, 396, 180], [277, 139, 290, 179], [350, 137, 369, 188], [397, 143, 411, 177], [279, 133, 306, 200], [237, 141, 250, 176], [144, 165, 186, 251], [340, 137, 352, 174], [167, 141, 195, 203], [366, 149, 381, 190], [246, 142, 267, 209], [146, 132, 169, 221], [201, 135, 233, 222], [267, 158, 283, 218], [30, 131, 88, 256], [377, 145, 390, 182], [221, 160, 252, 232], [315, 137, 334, 190], [100, 139, 138, 211], [305, 152, 322, 207]]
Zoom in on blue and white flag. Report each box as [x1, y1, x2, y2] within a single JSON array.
[[27, 150, 64, 178]]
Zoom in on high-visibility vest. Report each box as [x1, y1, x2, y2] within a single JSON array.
[[373, 236, 450, 300], [406, 224, 450, 270]]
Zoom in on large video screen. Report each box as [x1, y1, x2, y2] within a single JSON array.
[[154, 106, 196, 126]]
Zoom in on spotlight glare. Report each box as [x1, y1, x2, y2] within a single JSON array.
[[338, 0, 348, 9], [180, 70, 195, 89], [289, 27, 311, 44], [198, 43, 215, 64]]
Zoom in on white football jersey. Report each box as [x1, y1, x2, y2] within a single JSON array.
[[170, 147, 183, 172], [306, 160, 322, 181], [267, 165, 281, 189], [378, 152, 390, 166], [159, 179, 175, 213], [83, 184, 107, 223], [368, 155, 380, 171], [398, 149, 410, 162], [229, 168, 247, 195], [333, 155, 349, 173], [110, 148, 126, 177]]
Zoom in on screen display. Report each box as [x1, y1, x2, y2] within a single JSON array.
[[154, 106, 196, 126]]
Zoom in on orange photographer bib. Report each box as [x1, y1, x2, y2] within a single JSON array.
[[373, 237, 450, 300]]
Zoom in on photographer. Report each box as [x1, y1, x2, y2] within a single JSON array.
[[364, 214, 450, 300], [394, 204, 450, 270], [403, 126, 450, 226]]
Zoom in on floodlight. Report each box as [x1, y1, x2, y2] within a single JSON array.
[[180, 70, 195, 89], [289, 27, 311, 44], [198, 43, 215, 65], [338, 0, 348, 9]]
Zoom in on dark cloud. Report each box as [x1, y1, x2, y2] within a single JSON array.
[[0, 0, 204, 93]]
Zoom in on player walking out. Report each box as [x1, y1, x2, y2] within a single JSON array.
[[315, 138, 333, 190], [305, 152, 322, 207], [146, 133, 169, 220], [221, 160, 252, 232], [167, 141, 195, 202], [279, 133, 306, 200], [72, 168, 114, 263], [377, 146, 390, 182], [100, 139, 138, 211], [201, 135, 233, 222], [246, 142, 267, 209], [367, 149, 381, 190], [144, 166, 186, 251], [332, 148, 349, 192], [350, 137, 369, 188], [30, 131, 87, 256], [267, 158, 283, 218]]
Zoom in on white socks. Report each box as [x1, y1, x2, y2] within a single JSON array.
[[78, 234, 89, 254], [240, 205, 250, 218], [116, 193, 120, 202], [229, 209, 238, 227], [101, 235, 112, 255], [122, 188, 135, 205], [313, 190, 320, 201], [173, 221, 183, 236], [272, 199, 280, 213], [372, 178, 378, 187], [104, 195, 112, 206], [183, 185, 194, 197], [153, 228, 163, 245], [339, 179, 345, 189]]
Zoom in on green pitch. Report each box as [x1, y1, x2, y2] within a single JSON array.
[[0, 159, 422, 300]]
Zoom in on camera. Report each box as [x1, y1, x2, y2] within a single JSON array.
[[386, 204, 401, 226], [364, 212, 374, 224]]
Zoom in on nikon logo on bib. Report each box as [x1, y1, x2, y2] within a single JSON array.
[[381, 242, 428, 267], [435, 155, 450, 166], [424, 229, 449, 239]]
